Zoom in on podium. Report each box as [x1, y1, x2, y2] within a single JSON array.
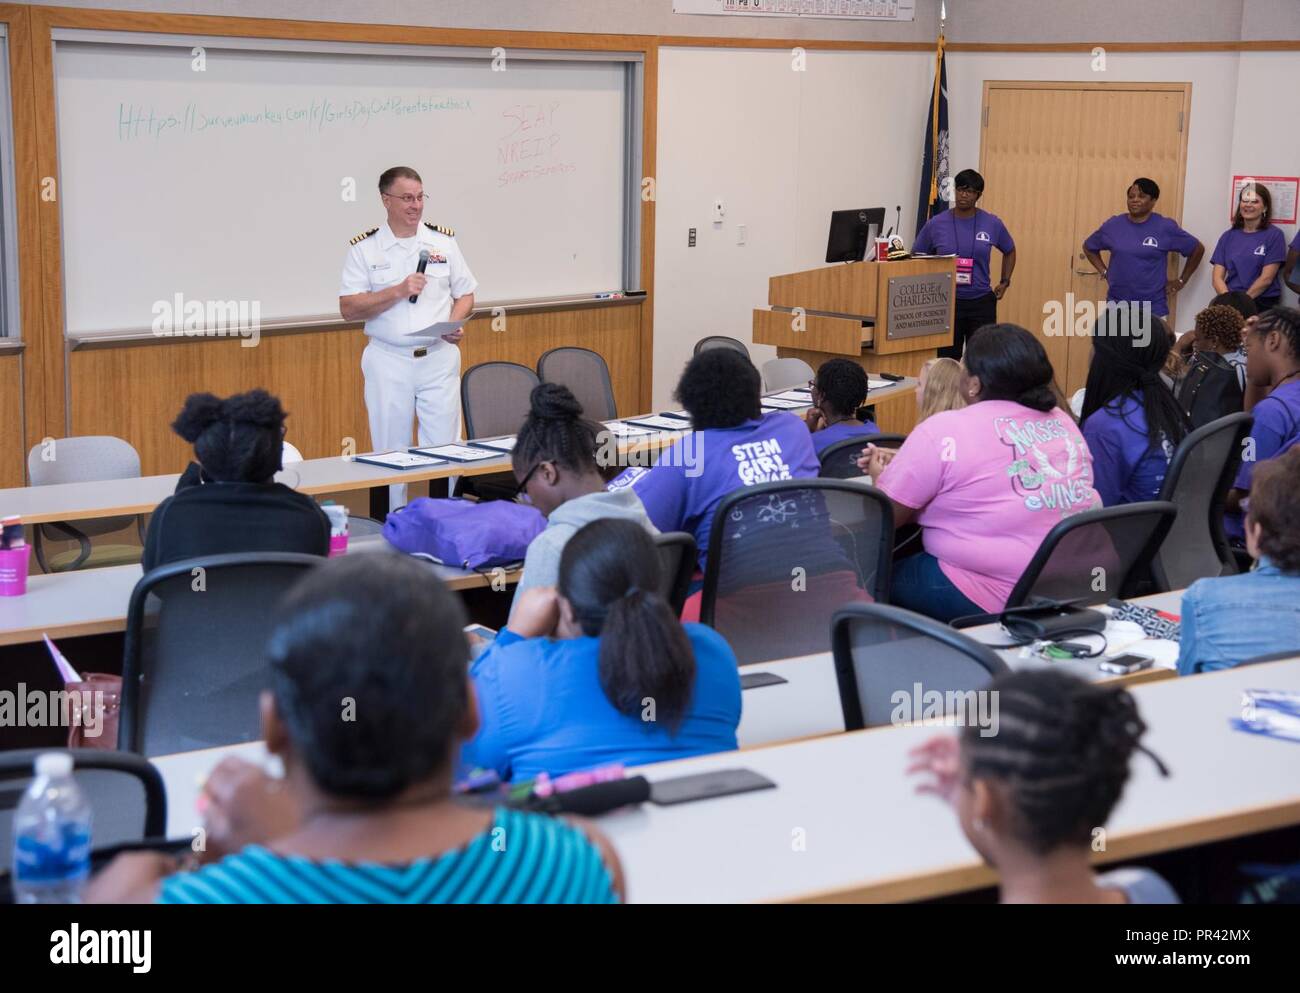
[[752, 258, 956, 436]]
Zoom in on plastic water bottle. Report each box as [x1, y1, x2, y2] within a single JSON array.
[[11, 752, 92, 904]]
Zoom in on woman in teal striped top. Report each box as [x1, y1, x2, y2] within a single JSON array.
[[87, 554, 623, 905]]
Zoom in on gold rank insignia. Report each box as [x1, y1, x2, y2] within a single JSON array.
[[424, 222, 455, 237], [349, 227, 379, 245]]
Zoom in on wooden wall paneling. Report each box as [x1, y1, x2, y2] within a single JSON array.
[[0, 349, 23, 486], [460, 300, 643, 417], [68, 300, 643, 476], [4, 5, 44, 472]]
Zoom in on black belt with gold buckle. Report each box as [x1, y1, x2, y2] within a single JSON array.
[[413, 347, 428, 358]]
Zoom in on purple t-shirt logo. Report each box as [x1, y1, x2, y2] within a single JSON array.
[[1142, 236, 1159, 247], [995, 416, 1094, 515], [732, 439, 792, 485]]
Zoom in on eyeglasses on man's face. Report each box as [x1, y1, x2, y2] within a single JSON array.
[[383, 192, 429, 205]]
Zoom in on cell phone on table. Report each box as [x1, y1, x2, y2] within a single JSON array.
[[649, 768, 776, 806], [1098, 652, 1155, 675]]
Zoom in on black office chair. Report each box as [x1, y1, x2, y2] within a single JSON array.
[[0, 749, 166, 859], [1150, 412, 1252, 592], [693, 336, 750, 359], [653, 531, 697, 616], [538, 347, 618, 422], [832, 603, 1009, 730], [817, 433, 908, 479], [700, 479, 894, 665], [461, 361, 541, 440], [119, 552, 324, 756]]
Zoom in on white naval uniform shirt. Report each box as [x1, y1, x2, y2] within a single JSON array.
[[338, 222, 478, 345]]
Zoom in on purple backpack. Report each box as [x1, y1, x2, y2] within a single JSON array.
[[383, 498, 547, 570]]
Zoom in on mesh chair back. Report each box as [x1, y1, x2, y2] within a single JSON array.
[[27, 436, 141, 536], [762, 357, 815, 392], [461, 362, 540, 440], [817, 433, 907, 479], [1008, 501, 1178, 608], [1152, 412, 1252, 591], [832, 603, 1009, 730], [693, 336, 750, 359], [654, 531, 697, 616], [120, 553, 323, 756], [538, 347, 618, 421], [701, 479, 894, 664], [0, 750, 166, 857]]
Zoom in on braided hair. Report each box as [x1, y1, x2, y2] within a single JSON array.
[[961, 669, 1162, 855], [171, 389, 286, 482], [815, 358, 870, 418], [512, 383, 601, 478], [1255, 306, 1300, 361]]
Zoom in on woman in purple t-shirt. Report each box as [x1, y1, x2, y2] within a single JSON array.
[[1283, 228, 1300, 299], [1083, 177, 1204, 319], [803, 357, 880, 459], [1210, 183, 1287, 312], [1080, 309, 1189, 506]]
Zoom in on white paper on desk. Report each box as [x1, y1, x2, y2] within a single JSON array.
[[867, 378, 894, 390], [469, 436, 516, 453], [403, 320, 466, 340], [603, 421, 656, 438], [769, 390, 814, 404], [760, 395, 807, 410], [411, 444, 498, 462], [625, 413, 692, 431]]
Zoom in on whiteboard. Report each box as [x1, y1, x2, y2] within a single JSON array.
[[54, 39, 634, 336]]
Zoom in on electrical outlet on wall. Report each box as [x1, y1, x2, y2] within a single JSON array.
[[711, 199, 725, 224]]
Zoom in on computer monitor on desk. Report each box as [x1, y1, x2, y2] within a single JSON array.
[[825, 207, 886, 264]]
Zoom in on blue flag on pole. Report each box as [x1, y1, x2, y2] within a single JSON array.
[[915, 35, 950, 238]]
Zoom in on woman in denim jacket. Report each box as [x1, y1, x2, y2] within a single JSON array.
[[1178, 446, 1300, 674]]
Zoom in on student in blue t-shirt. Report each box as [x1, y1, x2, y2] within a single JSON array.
[[804, 358, 879, 458], [1285, 228, 1300, 298], [460, 518, 741, 782], [612, 347, 820, 580], [1080, 307, 1189, 505], [1211, 183, 1287, 313], [912, 169, 1016, 359], [1226, 307, 1300, 542], [1083, 177, 1204, 319]]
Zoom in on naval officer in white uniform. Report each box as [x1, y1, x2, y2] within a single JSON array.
[[339, 166, 477, 508]]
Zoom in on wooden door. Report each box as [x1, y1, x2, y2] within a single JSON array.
[[979, 82, 1191, 397]]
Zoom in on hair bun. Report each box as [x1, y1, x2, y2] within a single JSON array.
[[219, 388, 285, 430], [1016, 384, 1057, 413], [528, 382, 583, 421], [171, 392, 225, 442]]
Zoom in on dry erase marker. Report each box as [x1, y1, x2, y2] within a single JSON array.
[[594, 292, 624, 299]]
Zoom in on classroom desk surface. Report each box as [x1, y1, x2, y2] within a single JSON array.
[[0, 381, 918, 526], [0, 537, 520, 647], [733, 590, 1184, 749], [606, 658, 1300, 903], [150, 660, 1300, 902]]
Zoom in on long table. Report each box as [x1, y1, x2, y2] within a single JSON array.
[[0, 380, 918, 526], [0, 535, 521, 648], [149, 659, 1300, 902], [734, 590, 1184, 747]]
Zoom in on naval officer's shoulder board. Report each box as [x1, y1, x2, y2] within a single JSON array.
[[424, 222, 455, 238], [349, 227, 379, 246]]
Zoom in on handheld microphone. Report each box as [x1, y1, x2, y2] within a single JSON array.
[[410, 249, 430, 303]]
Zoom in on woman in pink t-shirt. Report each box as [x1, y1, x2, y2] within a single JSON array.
[[863, 324, 1101, 621]]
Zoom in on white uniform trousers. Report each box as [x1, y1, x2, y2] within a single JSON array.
[[362, 337, 461, 510]]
